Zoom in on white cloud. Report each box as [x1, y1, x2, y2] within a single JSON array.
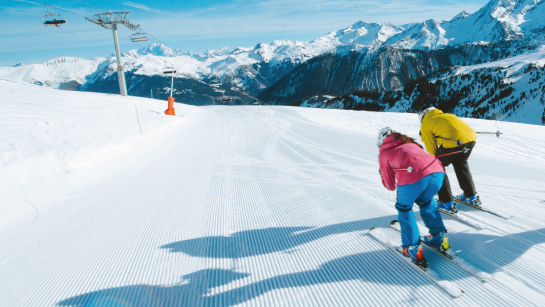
[[123, 1, 163, 13], [136, 0, 487, 41]]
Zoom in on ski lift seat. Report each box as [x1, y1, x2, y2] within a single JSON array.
[[44, 19, 66, 26], [130, 31, 148, 42], [209, 79, 222, 87], [43, 5, 66, 27]]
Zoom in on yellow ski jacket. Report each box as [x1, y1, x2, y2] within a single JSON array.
[[420, 109, 476, 155]]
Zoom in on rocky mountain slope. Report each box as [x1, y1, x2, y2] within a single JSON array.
[[257, 33, 545, 105], [291, 45, 545, 125]]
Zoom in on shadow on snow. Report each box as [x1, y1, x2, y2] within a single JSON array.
[[159, 215, 399, 258], [56, 214, 545, 306]]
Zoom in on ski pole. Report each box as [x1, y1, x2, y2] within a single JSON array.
[[435, 135, 463, 146], [392, 166, 414, 172], [476, 130, 502, 137], [436, 147, 470, 158]]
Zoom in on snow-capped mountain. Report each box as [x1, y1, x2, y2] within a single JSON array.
[[0, 0, 544, 109], [291, 45, 545, 125], [0, 56, 106, 89], [257, 32, 545, 104], [387, 0, 545, 50]]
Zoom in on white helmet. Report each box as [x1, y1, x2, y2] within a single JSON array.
[[418, 106, 435, 123], [377, 127, 395, 147]]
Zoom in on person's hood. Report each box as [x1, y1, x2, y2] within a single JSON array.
[[379, 135, 403, 153], [422, 108, 444, 123]]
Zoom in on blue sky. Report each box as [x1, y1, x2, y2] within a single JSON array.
[[0, 0, 489, 67]]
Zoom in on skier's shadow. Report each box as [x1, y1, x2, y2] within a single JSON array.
[[160, 215, 545, 274], [55, 250, 430, 307], [447, 228, 545, 273], [160, 215, 398, 259], [56, 268, 249, 307], [56, 224, 545, 306], [192, 228, 545, 306]]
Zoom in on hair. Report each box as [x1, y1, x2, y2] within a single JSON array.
[[390, 132, 423, 149]]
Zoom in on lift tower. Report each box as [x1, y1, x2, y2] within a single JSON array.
[[86, 12, 140, 96]]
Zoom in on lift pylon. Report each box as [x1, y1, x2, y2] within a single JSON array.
[[85, 12, 141, 96]]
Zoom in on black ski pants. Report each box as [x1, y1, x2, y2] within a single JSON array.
[[436, 142, 477, 203]]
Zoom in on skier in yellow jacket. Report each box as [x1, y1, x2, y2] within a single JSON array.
[[418, 105, 480, 213]]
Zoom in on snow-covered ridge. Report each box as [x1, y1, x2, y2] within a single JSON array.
[[0, 0, 543, 95], [45, 57, 88, 66], [0, 79, 199, 223]]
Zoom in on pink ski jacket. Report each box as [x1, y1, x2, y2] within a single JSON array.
[[379, 135, 444, 191]]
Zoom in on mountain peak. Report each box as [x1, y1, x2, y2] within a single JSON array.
[[452, 10, 470, 21], [44, 57, 86, 66], [423, 19, 441, 28], [137, 43, 180, 57], [351, 21, 382, 29]]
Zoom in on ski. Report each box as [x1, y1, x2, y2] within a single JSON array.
[[390, 220, 493, 283], [453, 196, 512, 219], [368, 227, 464, 298], [437, 207, 486, 230]]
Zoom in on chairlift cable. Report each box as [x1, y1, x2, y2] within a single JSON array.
[[73, 0, 169, 47], [73, 0, 109, 13], [26, 0, 88, 18], [24, 0, 180, 63]]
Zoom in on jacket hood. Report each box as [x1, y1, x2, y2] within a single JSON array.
[[379, 135, 403, 152], [422, 108, 443, 123]]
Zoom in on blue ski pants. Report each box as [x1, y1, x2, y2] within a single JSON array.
[[396, 172, 446, 248]]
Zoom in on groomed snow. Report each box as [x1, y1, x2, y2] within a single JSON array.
[[1, 81, 545, 306], [0, 79, 199, 223]]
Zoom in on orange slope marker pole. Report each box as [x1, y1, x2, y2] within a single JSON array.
[[165, 96, 175, 115]]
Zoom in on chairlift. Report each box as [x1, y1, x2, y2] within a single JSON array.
[[43, 4, 66, 27], [130, 30, 148, 42], [209, 78, 222, 87], [216, 89, 231, 102], [164, 66, 176, 98]]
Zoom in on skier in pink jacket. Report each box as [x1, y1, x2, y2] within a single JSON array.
[[377, 127, 449, 267]]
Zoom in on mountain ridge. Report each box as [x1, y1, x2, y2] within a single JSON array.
[[0, 0, 543, 115]]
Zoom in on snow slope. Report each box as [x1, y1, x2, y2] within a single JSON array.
[[1, 82, 545, 305], [0, 79, 199, 222]]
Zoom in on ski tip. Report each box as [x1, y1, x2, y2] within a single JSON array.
[[390, 220, 399, 225], [436, 280, 464, 298]]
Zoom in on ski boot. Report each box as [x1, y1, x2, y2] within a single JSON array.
[[401, 244, 428, 268], [423, 231, 450, 252], [456, 194, 482, 208], [437, 199, 458, 213]]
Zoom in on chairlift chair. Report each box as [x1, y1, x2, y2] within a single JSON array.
[[130, 30, 148, 42], [216, 89, 230, 102], [43, 5, 66, 27], [163, 67, 177, 74], [209, 78, 222, 87]]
